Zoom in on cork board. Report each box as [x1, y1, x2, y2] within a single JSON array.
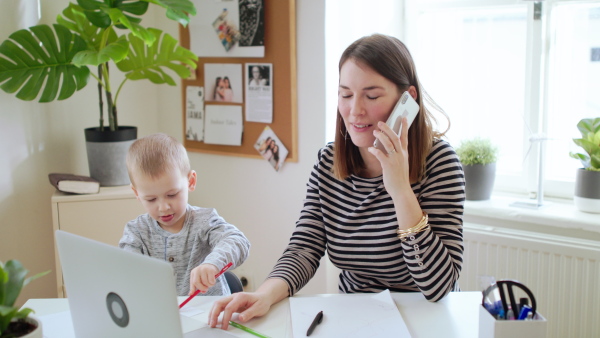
[[180, 0, 297, 162]]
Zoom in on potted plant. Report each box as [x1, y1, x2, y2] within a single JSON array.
[[456, 137, 499, 201], [0, 260, 49, 338], [0, 0, 198, 186], [569, 117, 600, 213]]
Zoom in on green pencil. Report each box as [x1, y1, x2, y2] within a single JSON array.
[[229, 321, 270, 338]]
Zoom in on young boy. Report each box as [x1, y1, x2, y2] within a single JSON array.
[[119, 133, 250, 296]]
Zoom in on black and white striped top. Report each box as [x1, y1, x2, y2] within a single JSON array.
[[268, 140, 465, 301]]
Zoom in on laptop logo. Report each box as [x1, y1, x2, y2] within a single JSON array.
[[106, 292, 130, 328]]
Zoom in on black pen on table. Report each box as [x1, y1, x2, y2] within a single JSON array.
[[306, 310, 323, 336]]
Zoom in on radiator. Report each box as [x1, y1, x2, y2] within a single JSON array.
[[459, 223, 600, 338]]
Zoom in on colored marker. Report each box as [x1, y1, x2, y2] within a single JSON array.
[[229, 321, 270, 338], [179, 262, 233, 309]]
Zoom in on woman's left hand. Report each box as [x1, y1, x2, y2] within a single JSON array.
[[369, 117, 412, 197]]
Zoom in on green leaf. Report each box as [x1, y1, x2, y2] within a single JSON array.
[[77, 0, 112, 28], [104, 8, 155, 45], [590, 153, 600, 169], [57, 3, 115, 52], [3, 261, 28, 307], [13, 307, 34, 320], [73, 35, 129, 66], [0, 24, 90, 102], [0, 305, 18, 333], [576, 117, 600, 136], [116, 29, 197, 85], [574, 138, 597, 159], [0, 266, 7, 306], [570, 152, 590, 169], [0, 305, 16, 317], [455, 137, 498, 165], [77, 0, 149, 28], [143, 0, 197, 26]]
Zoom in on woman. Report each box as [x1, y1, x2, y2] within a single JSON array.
[[209, 33, 465, 329], [248, 65, 267, 86], [214, 76, 233, 102]]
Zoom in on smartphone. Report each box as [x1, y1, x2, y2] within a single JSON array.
[[373, 91, 419, 151]]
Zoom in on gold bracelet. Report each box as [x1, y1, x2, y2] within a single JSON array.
[[397, 212, 429, 241]]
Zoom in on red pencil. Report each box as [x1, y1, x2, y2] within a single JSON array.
[[179, 262, 233, 309]]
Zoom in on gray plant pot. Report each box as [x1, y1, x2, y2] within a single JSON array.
[[85, 126, 137, 187], [462, 163, 496, 201], [574, 168, 600, 213]]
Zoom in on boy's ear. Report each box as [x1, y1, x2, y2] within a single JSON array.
[[188, 170, 197, 191], [130, 184, 140, 200]]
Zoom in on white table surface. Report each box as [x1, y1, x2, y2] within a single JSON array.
[[23, 291, 481, 338]]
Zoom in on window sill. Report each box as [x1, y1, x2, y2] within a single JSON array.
[[463, 193, 600, 241]]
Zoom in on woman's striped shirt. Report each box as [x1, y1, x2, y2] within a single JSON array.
[[268, 139, 465, 301]]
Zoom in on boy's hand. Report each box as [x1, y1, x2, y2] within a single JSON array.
[[189, 263, 219, 295]]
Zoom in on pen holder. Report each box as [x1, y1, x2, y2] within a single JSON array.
[[479, 306, 547, 338]]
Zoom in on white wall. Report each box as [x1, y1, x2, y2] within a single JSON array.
[[0, 0, 327, 305]]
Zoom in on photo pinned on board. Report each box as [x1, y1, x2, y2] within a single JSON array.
[[254, 126, 288, 172], [212, 8, 240, 52], [204, 63, 243, 103]]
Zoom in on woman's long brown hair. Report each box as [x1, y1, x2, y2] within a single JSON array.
[[333, 34, 449, 182]]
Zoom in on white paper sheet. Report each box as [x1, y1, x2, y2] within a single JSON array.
[[203, 105, 243, 146], [38, 311, 75, 338], [289, 290, 411, 338], [244, 63, 273, 123], [179, 304, 205, 318]]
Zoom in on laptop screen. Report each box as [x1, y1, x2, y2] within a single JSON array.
[[55, 230, 187, 338]]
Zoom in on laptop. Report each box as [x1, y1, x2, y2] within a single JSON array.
[[55, 230, 232, 338]]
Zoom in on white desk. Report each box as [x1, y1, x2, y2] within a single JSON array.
[[24, 292, 481, 337]]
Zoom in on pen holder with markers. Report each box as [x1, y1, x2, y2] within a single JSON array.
[[479, 279, 547, 338], [479, 305, 547, 337]]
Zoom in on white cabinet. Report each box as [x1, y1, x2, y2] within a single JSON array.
[[51, 186, 145, 297]]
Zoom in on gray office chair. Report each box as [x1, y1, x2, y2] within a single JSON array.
[[224, 271, 244, 293]]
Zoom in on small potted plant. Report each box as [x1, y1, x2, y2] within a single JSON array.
[[456, 137, 499, 201], [0, 0, 198, 186], [0, 260, 49, 338], [569, 117, 600, 213]]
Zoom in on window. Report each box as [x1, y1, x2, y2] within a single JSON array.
[[325, 0, 404, 144], [326, 0, 600, 199]]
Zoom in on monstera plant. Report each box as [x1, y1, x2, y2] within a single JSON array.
[[0, 0, 198, 186], [0, 0, 197, 131]]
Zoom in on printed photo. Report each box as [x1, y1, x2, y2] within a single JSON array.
[[204, 63, 243, 103], [247, 64, 270, 86], [212, 8, 241, 52], [254, 126, 288, 172]]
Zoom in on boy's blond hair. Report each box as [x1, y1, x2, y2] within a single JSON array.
[[126, 133, 191, 186]]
